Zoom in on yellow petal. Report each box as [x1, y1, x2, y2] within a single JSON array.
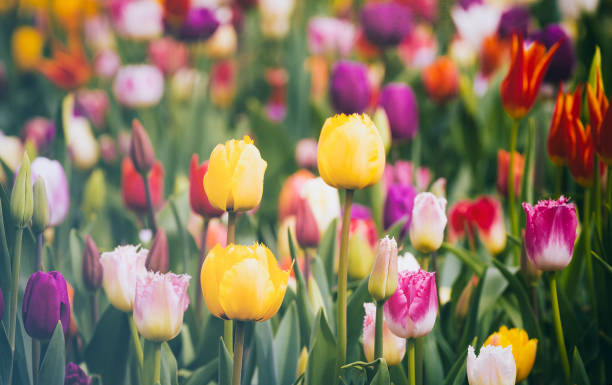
[[516, 339, 537, 382], [201, 245, 227, 318], [231, 144, 267, 211], [204, 144, 232, 211]]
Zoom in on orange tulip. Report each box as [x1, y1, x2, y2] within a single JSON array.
[[587, 70, 611, 164], [422, 56, 459, 104], [547, 86, 582, 166], [501, 33, 560, 120], [567, 121, 595, 187], [39, 35, 91, 90]]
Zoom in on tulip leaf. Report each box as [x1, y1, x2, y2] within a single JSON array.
[[591, 250, 612, 275], [442, 336, 477, 385], [440, 243, 485, 276], [424, 332, 444, 384], [389, 365, 409, 385], [218, 337, 233, 385], [13, 314, 33, 385], [305, 310, 337, 385], [318, 218, 337, 289], [183, 358, 218, 385], [161, 342, 179, 385], [192, 314, 224, 367], [385, 217, 407, 242], [0, 325, 11, 385], [571, 347, 591, 385], [69, 229, 84, 290], [311, 257, 334, 326], [37, 322, 65, 385], [288, 230, 314, 347], [254, 321, 279, 385], [274, 302, 301, 385], [346, 278, 370, 352], [370, 359, 390, 385], [457, 267, 486, 352]]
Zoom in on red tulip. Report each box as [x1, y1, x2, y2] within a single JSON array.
[[468, 196, 507, 255], [121, 157, 164, 214], [189, 154, 224, 218], [547, 86, 582, 166], [587, 70, 612, 164], [422, 56, 459, 104], [497, 150, 524, 197], [567, 121, 595, 187]]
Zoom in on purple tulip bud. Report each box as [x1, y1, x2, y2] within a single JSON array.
[[146, 229, 169, 273], [361, 2, 413, 47], [22, 271, 70, 339], [458, 0, 483, 10], [82, 235, 103, 291], [523, 196, 577, 271], [497, 6, 530, 39], [179, 7, 220, 41], [64, 362, 92, 385], [380, 83, 419, 141], [130, 119, 155, 175], [384, 183, 418, 235], [0, 288, 4, 320], [330, 60, 371, 114], [532, 24, 575, 84]]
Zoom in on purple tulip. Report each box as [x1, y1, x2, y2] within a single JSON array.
[[350, 203, 372, 220], [497, 6, 530, 39], [361, 2, 413, 47], [22, 118, 56, 152], [65, 362, 92, 385], [458, 0, 483, 10], [179, 8, 219, 41], [22, 271, 70, 339], [330, 60, 371, 114], [31, 157, 69, 227], [384, 183, 418, 235], [533, 24, 575, 84], [380, 83, 419, 140], [522, 196, 578, 271]]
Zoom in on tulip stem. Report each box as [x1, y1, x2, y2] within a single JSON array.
[[129, 314, 144, 367], [36, 232, 43, 271], [373, 300, 384, 360], [304, 248, 311, 290], [508, 120, 519, 265], [337, 189, 354, 367], [583, 189, 597, 319], [232, 321, 246, 385], [141, 172, 158, 234], [407, 338, 416, 385], [225, 211, 236, 353], [32, 339, 40, 385], [196, 217, 209, 321], [227, 211, 236, 244], [7, 227, 23, 385], [91, 292, 99, 325], [0, 199, 11, 292], [593, 153, 602, 240], [550, 273, 570, 385], [153, 342, 161, 385]]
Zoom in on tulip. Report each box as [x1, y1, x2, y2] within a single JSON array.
[[422, 56, 459, 104], [210, 60, 237, 108], [259, 0, 295, 39], [497, 150, 524, 197], [307, 17, 356, 57], [397, 24, 438, 69], [523, 197, 577, 271], [148, 38, 188, 76], [82, 169, 106, 218], [82, 236, 103, 291], [179, 7, 219, 41], [596, 103, 612, 165], [448, 199, 474, 243], [74, 90, 109, 129], [368, 236, 398, 302], [295, 139, 318, 170], [130, 120, 155, 175], [201, 243, 290, 321], [296, 197, 320, 249], [30, 157, 69, 227], [363, 302, 406, 365], [383, 183, 418, 236], [500, 33, 560, 120], [114, 0, 163, 41], [533, 24, 575, 84], [330, 61, 371, 114], [146, 229, 169, 273], [32, 178, 49, 234], [567, 120, 595, 187], [163, 0, 190, 28], [39, 36, 92, 90], [468, 196, 507, 255], [134, 271, 190, 341], [451, 3, 501, 51], [94, 50, 120, 80], [170, 68, 205, 102], [547, 86, 582, 166], [384, 161, 432, 192], [100, 245, 148, 312], [122, 157, 164, 214], [204, 24, 237, 59], [372, 108, 391, 153], [430, 178, 446, 198], [12, 26, 44, 71], [466, 345, 516, 385], [11, 154, 33, 228], [22, 271, 70, 339], [497, 6, 530, 39], [318, 114, 385, 190], [587, 69, 611, 164], [484, 326, 537, 382], [204, 136, 267, 212], [558, 0, 598, 19], [379, 83, 419, 140], [299, 177, 341, 236], [409, 192, 447, 253], [22, 118, 56, 152], [384, 269, 437, 338], [113, 65, 164, 108], [84, 16, 115, 53], [190, 155, 224, 218], [278, 170, 316, 220], [65, 362, 92, 385], [346, 211, 378, 280], [361, 2, 412, 47]]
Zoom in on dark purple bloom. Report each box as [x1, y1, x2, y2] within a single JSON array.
[[22, 271, 70, 339], [458, 0, 482, 10], [65, 362, 92, 385], [497, 6, 530, 39], [330, 60, 371, 114], [380, 83, 419, 140], [384, 183, 418, 235], [351, 203, 372, 220], [361, 2, 412, 47], [179, 8, 219, 41], [533, 24, 574, 84]]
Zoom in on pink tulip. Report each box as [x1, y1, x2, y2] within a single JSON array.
[[75, 89, 110, 128], [100, 245, 148, 312], [362, 302, 406, 365], [148, 38, 189, 75], [113, 65, 164, 108], [94, 50, 120, 80], [307, 17, 356, 57], [113, 0, 163, 41], [522, 197, 578, 271], [384, 269, 437, 338], [409, 192, 447, 253]]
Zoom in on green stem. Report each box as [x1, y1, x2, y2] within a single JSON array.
[[225, 211, 236, 353], [594, 155, 602, 240], [0, 199, 11, 292], [227, 211, 236, 244], [550, 273, 571, 385], [232, 321, 246, 385], [415, 338, 424, 385], [8, 228, 24, 385], [142, 172, 158, 234], [196, 217, 209, 322], [555, 166, 563, 198], [508, 120, 519, 265], [583, 190, 597, 318], [32, 339, 40, 385], [153, 342, 161, 385], [336, 189, 354, 366], [36, 233, 43, 271], [374, 301, 384, 360], [129, 314, 144, 367], [407, 338, 416, 385]]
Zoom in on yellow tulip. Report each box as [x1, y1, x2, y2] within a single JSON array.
[[317, 114, 385, 190], [12, 26, 44, 71], [201, 243, 290, 321], [484, 326, 538, 383], [204, 136, 267, 212]]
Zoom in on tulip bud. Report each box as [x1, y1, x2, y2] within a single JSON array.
[[130, 120, 155, 175], [372, 108, 391, 154], [296, 198, 320, 249], [409, 192, 447, 253], [22, 271, 71, 339], [368, 236, 398, 302], [82, 235, 103, 291], [65, 362, 92, 385], [297, 347, 308, 377], [82, 169, 106, 219], [146, 228, 169, 273], [11, 153, 33, 227], [362, 302, 406, 365], [32, 177, 49, 234], [429, 178, 446, 198], [467, 345, 516, 385], [347, 216, 379, 280], [0, 288, 4, 320]]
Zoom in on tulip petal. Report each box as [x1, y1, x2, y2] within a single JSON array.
[[201, 245, 227, 318], [232, 144, 266, 211], [204, 144, 232, 211]]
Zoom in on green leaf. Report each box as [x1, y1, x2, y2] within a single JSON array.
[[385, 217, 407, 241], [571, 347, 591, 385], [69, 229, 84, 290], [14, 315, 33, 385], [255, 321, 279, 385], [183, 358, 218, 385], [289, 230, 314, 347], [423, 332, 444, 384], [193, 314, 224, 367], [440, 243, 485, 276], [317, 219, 337, 289], [0, 325, 11, 385], [591, 250, 612, 275], [37, 322, 65, 385], [305, 311, 337, 385], [443, 337, 477, 385], [274, 302, 301, 385], [310, 257, 334, 326], [218, 337, 233, 385], [161, 342, 179, 385], [346, 278, 370, 352], [458, 268, 486, 352], [370, 359, 390, 385]]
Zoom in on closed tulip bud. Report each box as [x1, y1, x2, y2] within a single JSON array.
[[497, 150, 524, 197], [372, 108, 391, 153], [297, 347, 308, 377], [189, 155, 224, 218], [347, 214, 379, 280], [384, 183, 418, 237], [22, 271, 70, 339], [32, 178, 49, 234], [134, 271, 190, 341], [146, 229, 169, 273], [523, 197, 577, 271], [380, 83, 419, 141], [12, 26, 44, 71], [31, 157, 69, 227], [409, 192, 447, 253], [468, 196, 507, 255], [11, 154, 33, 227], [82, 235, 102, 291], [204, 136, 267, 212], [330, 61, 371, 114], [467, 345, 516, 385], [368, 236, 398, 302], [361, 2, 412, 47], [179, 7, 220, 41], [296, 198, 320, 248], [384, 269, 437, 338], [130, 120, 155, 175], [363, 302, 406, 365], [278, 170, 315, 220], [201, 243, 291, 321], [64, 362, 92, 385], [484, 326, 537, 382], [100, 245, 148, 312], [122, 158, 164, 214], [82, 169, 106, 219], [587, 67, 611, 165], [429, 178, 446, 198]]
